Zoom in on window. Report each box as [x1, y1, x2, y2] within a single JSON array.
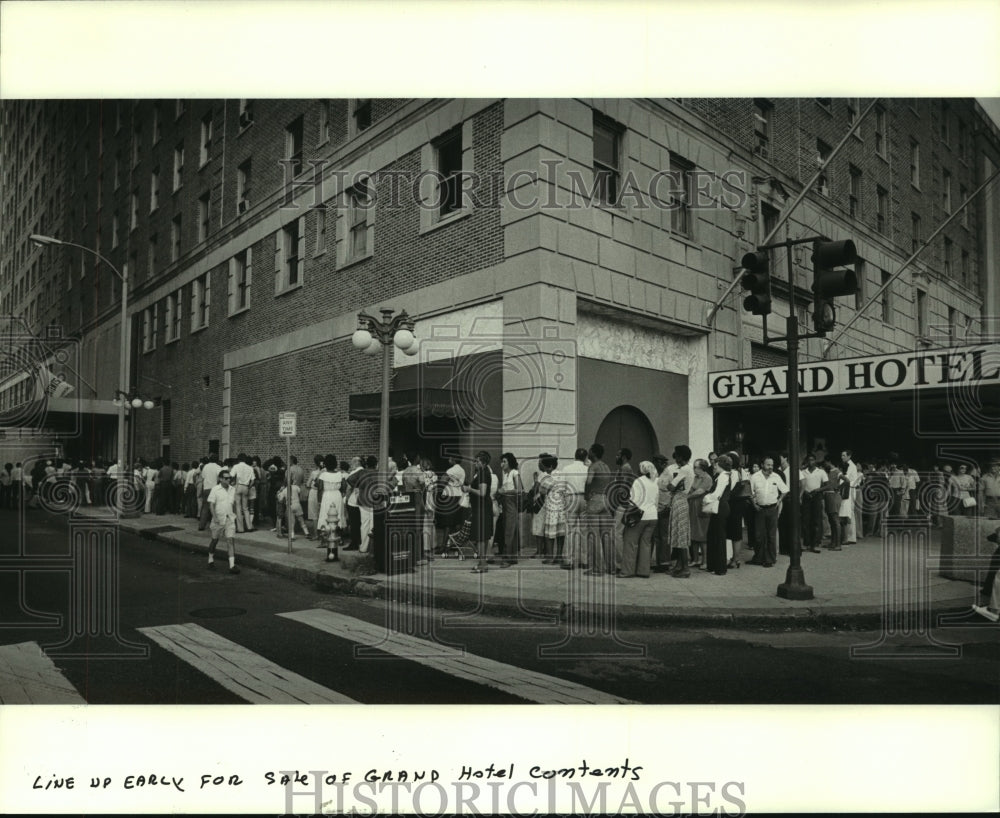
[[275, 218, 305, 292], [198, 193, 211, 242], [318, 102, 330, 144], [942, 170, 952, 213], [846, 98, 860, 133], [876, 186, 888, 234], [962, 249, 971, 286], [112, 213, 119, 248], [434, 125, 464, 217], [147, 233, 157, 278], [161, 399, 172, 439], [940, 102, 950, 144], [916, 288, 928, 337], [150, 166, 160, 211], [142, 304, 157, 352], [880, 269, 892, 324], [165, 291, 180, 342], [200, 113, 213, 166], [752, 99, 772, 158], [113, 150, 121, 189], [173, 142, 184, 190], [315, 206, 327, 255], [237, 159, 251, 213], [132, 124, 141, 167], [171, 214, 182, 261], [191, 272, 210, 330], [593, 112, 622, 206], [815, 98, 832, 111], [286, 116, 303, 176], [228, 249, 252, 314], [238, 99, 254, 129], [911, 212, 921, 253], [874, 106, 886, 157], [910, 140, 920, 188], [960, 185, 969, 228], [943, 237, 953, 276], [958, 119, 969, 162], [849, 165, 862, 218], [348, 180, 370, 260], [153, 102, 162, 144], [669, 153, 695, 236], [352, 99, 372, 134], [815, 140, 831, 196], [130, 190, 139, 230], [854, 259, 866, 311]]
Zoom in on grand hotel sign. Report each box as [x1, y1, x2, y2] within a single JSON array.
[[708, 344, 1000, 404]]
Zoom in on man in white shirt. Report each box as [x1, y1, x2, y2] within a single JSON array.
[[197, 454, 222, 531], [903, 464, 921, 518], [230, 453, 256, 533], [841, 450, 862, 544], [799, 454, 828, 553], [206, 469, 239, 574], [561, 448, 590, 569], [750, 457, 788, 567]]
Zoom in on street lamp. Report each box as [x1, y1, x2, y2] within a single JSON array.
[[352, 308, 417, 474], [30, 234, 130, 514], [112, 390, 157, 472]]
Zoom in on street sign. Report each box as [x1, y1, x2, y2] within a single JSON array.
[[278, 411, 297, 437]]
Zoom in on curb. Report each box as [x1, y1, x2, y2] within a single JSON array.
[[133, 524, 974, 631]]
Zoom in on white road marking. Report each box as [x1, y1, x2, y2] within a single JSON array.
[[0, 642, 86, 704], [137, 623, 358, 704], [279, 609, 634, 704]]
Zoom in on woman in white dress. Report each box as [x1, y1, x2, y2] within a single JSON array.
[[316, 454, 345, 562], [306, 454, 324, 539]]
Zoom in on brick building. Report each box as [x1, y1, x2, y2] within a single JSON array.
[[2, 98, 999, 470]]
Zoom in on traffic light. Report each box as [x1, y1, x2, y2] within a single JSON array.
[[740, 251, 771, 315], [811, 239, 858, 333]]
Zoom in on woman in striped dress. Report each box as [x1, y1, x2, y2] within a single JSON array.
[[667, 444, 694, 578]]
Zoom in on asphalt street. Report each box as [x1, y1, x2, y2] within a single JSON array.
[[2, 508, 998, 704]]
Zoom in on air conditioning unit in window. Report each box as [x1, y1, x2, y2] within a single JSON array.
[[237, 199, 248, 214], [239, 110, 254, 128]]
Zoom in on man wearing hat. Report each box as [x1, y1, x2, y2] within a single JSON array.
[[207, 468, 240, 574]]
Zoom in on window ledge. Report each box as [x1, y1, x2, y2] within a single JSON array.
[[275, 282, 303, 298], [165, 335, 180, 346], [190, 323, 209, 336], [340, 251, 373, 272], [419, 207, 471, 236], [228, 305, 250, 319], [313, 249, 328, 260]]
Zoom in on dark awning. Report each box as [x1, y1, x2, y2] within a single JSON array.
[[348, 388, 469, 421]]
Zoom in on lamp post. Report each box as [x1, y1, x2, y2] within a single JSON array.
[[30, 234, 129, 514], [351, 308, 417, 473], [112, 390, 157, 472]]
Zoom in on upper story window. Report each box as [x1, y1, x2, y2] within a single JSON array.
[[911, 212, 921, 253], [916, 288, 928, 338], [142, 304, 158, 352], [286, 116, 304, 176], [876, 186, 888, 234], [347, 179, 371, 262], [815, 140, 831, 196], [669, 153, 696, 237], [854, 259, 866, 312], [909, 139, 920, 188], [165, 290, 181, 343], [173, 142, 184, 191], [200, 113, 213, 166], [752, 99, 772, 159], [353, 99, 372, 134], [434, 125, 464, 217], [147, 233, 157, 279], [130, 190, 139, 230], [942, 170, 952, 213], [191, 272, 210, 331], [228, 248, 252, 315], [593, 112, 623, 206], [237, 159, 252, 213], [849, 165, 862, 218], [238, 99, 254, 130], [943, 236, 953, 277], [874, 106, 886, 157], [150, 166, 160, 212], [198, 192, 211, 242], [275, 218, 305, 293], [171, 214, 182, 261], [318, 101, 330, 144], [880, 269, 893, 325]]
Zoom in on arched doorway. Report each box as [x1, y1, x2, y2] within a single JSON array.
[[595, 405, 659, 465]]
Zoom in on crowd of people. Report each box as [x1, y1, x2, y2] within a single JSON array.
[[4, 449, 999, 581]]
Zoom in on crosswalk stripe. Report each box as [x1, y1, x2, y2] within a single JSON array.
[[137, 623, 358, 704], [0, 642, 86, 704], [279, 609, 634, 704]]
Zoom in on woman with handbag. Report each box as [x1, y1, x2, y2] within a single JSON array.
[[724, 450, 749, 569], [620, 461, 659, 578], [950, 464, 977, 516], [537, 454, 570, 566], [496, 453, 523, 566], [687, 459, 713, 567], [704, 453, 733, 576], [462, 451, 495, 573], [667, 445, 694, 578], [306, 454, 324, 538]]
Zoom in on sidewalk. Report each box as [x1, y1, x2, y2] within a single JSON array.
[[77, 508, 984, 628]]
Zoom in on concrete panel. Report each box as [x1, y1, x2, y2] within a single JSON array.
[[598, 236, 633, 275], [557, 221, 599, 264]]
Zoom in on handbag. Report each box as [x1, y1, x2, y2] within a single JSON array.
[[622, 504, 643, 528], [700, 495, 719, 516], [962, 496, 977, 508], [529, 486, 545, 514]]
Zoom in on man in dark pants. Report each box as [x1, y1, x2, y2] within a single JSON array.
[[751, 457, 788, 567], [800, 453, 828, 553], [344, 456, 364, 550]]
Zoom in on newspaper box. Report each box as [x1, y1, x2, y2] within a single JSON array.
[[372, 492, 418, 574]]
